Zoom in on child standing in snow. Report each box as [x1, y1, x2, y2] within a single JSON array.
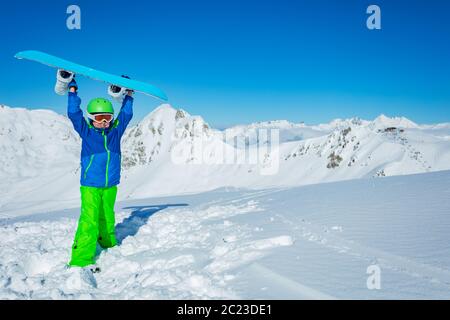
[[66, 79, 133, 268]]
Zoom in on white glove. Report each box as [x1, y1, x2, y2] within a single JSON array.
[[108, 84, 127, 103], [54, 69, 75, 95]]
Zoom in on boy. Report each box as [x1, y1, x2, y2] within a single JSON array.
[[66, 78, 133, 268]]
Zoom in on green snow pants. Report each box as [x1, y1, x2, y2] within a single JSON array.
[[69, 185, 118, 267]]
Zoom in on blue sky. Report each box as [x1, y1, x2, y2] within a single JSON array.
[[0, 0, 449, 128]]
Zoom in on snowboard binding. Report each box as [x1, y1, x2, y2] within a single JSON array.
[[108, 75, 134, 103], [55, 69, 132, 102], [54, 69, 75, 95]]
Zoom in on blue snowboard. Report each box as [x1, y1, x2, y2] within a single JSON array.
[[15, 50, 168, 101]]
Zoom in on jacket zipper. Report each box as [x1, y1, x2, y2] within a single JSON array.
[[102, 131, 110, 187], [84, 154, 95, 179]]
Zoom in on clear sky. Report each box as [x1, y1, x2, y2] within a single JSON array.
[[0, 0, 449, 128]]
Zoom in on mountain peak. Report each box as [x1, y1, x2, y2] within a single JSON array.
[[372, 114, 418, 128], [146, 103, 178, 118], [153, 103, 176, 112]]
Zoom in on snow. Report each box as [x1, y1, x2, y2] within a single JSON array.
[[1, 103, 450, 299], [370, 114, 419, 130], [224, 119, 325, 143], [2, 104, 450, 217], [1, 170, 450, 299]]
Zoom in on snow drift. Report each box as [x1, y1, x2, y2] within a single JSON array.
[[1, 170, 450, 299]]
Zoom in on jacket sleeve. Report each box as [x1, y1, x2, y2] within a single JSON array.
[[67, 92, 89, 139], [115, 95, 134, 138]]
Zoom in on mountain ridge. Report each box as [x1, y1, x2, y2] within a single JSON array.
[[1, 103, 450, 214]]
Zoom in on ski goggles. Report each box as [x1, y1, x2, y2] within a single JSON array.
[[87, 113, 114, 123]]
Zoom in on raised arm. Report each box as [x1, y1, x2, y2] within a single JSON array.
[[115, 91, 134, 137], [67, 82, 89, 139]]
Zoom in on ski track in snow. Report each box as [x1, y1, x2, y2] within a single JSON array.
[[1, 171, 450, 299], [275, 213, 450, 288], [247, 263, 337, 300]]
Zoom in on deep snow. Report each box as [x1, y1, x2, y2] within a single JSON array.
[[2, 103, 450, 299], [1, 170, 450, 299]]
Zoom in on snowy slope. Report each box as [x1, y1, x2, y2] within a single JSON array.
[[0, 105, 80, 216], [1, 103, 450, 217], [118, 106, 450, 199], [0, 105, 79, 177], [1, 170, 450, 299]]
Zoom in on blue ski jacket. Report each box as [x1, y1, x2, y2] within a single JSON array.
[[67, 92, 133, 188]]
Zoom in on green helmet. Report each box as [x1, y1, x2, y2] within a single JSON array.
[[87, 98, 114, 114]]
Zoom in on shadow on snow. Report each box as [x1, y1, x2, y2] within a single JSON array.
[[115, 203, 188, 245]]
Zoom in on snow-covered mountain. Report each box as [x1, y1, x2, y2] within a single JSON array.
[[121, 104, 217, 169], [0, 105, 81, 215], [2, 103, 450, 300], [118, 104, 450, 198], [1, 102, 450, 216], [224, 119, 326, 143], [0, 104, 79, 178]]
